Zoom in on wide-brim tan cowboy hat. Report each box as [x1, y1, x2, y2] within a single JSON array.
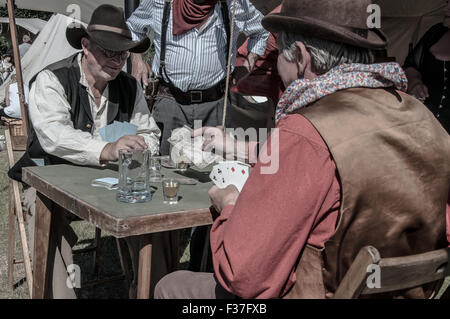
[[66, 4, 150, 53], [262, 0, 388, 49]]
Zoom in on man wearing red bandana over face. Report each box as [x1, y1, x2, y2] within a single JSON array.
[[126, 0, 269, 156]]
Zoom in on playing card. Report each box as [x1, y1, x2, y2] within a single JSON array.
[[91, 177, 119, 190], [114, 121, 138, 136], [99, 126, 107, 141], [209, 166, 226, 188], [104, 124, 115, 142], [210, 161, 250, 191], [98, 122, 139, 142], [225, 161, 250, 192], [215, 161, 231, 184]]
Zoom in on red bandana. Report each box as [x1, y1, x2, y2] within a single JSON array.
[[172, 0, 220, 35]]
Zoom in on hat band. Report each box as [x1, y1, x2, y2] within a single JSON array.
[[87, 24, 132, 39]]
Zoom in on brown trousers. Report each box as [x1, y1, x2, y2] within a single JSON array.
[[24, 187, 177, 298], [154, 270, 236, 299]]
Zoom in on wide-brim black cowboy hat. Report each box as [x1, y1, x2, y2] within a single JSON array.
[[66, 4, 150, 53], [262, 0, 388, 50]]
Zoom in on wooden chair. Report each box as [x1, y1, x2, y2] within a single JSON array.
[[4, 118, 131, 296], [334, 246, 450, 299]]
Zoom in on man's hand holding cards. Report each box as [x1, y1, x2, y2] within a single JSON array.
[[209, 161, 250, 192]]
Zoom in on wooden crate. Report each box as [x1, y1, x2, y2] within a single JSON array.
[[2, 118, 27, 151]]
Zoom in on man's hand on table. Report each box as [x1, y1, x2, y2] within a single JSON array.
[[100, 135, 147, 162], [208, 185, 239, 213]]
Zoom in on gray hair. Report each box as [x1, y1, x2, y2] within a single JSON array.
[[278, 32, 375, 75]]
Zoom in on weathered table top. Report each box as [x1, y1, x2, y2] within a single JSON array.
[[23, 164, 214, 237]]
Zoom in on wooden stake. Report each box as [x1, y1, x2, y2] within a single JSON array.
[[221, 0, 238, 131], [7, 0, 30, 135]]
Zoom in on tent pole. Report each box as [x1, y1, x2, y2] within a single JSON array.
[[125, 0, 140, 74], [7, 0, 29, 135]]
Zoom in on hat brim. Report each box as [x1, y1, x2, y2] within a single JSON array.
[[66, 24, 150, 53], [262, 14, 387, 50]]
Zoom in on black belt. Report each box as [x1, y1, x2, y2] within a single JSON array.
[[158, 78, 227, 105]]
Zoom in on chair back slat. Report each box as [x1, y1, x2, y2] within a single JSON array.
[[361, 248, 450, 295]]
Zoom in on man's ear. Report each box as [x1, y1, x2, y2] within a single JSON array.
[[295, 41, 317, 80], [294, 41, 306, 77], [80, 37, 90, 55]]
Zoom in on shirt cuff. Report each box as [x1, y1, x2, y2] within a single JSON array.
[[126, 21, 144, 41], [247, 37, 268, 57], [86, 139, 109, 166]]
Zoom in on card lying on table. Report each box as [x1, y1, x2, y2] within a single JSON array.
[[99, 121, 138, 142], [91, 177, 119, 190], [209, 161, 250, 192]]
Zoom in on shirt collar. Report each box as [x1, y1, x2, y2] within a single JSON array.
[[77, 52, 109, 100]]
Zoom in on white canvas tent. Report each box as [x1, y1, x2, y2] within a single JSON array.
[[0, 14, 83, 101], [0, 0, 123, 23], [378, 0, 446, 64], [0, 17, 46, 35]]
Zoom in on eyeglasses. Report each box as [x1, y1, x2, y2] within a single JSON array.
[[94, 43, 129, 60]]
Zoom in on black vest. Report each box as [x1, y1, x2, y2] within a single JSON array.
[[9, 53, 138, 182]]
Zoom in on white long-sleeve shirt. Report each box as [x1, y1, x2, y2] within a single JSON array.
[[28, 53, 161, 166], [126, 0, 269, 92]]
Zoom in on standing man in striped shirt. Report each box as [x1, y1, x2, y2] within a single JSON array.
[[127, 0, 269, 155]]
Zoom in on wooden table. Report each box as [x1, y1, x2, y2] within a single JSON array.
[[22, 164, 214, 299]]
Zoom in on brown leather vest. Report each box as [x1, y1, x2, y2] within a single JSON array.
[[283, 88, 450, 299]]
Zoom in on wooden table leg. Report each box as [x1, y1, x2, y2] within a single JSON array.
[[32, 192, 53, 299], [7, 181, 15, 291], [137, 234, 152, 299]]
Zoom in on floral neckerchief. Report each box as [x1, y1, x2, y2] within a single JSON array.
[[275, 62, 408, 123]]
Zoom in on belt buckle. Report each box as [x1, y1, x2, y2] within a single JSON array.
[[190, 91, 203, 103]]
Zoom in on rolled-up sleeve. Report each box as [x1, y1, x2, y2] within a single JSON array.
[[126, 0, 154, 41], [28, 70, 108, 166], [233, 0, 269, 56]]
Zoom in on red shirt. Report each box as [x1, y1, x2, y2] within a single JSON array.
[[210, 114, 341, 299], [210, 114, 450, 299]]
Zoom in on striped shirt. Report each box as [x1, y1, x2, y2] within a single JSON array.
[[126, 0, 269, 92]]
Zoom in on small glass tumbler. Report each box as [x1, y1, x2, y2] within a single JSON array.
[[149, 157, 162, 182], [162, 178, 180, 204]]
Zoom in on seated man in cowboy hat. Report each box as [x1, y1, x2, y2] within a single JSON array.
[[9, 5, 169, 298], [154, 0, 450, 299]]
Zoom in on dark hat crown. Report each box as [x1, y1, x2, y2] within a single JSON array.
[[65, 4, 150, 53], [88, 4, 130, 34], [281, 0, 371, 29]]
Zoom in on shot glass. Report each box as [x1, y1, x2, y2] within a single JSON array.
[[162, 178, 180, 204], [175, 160, 190, 172]]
